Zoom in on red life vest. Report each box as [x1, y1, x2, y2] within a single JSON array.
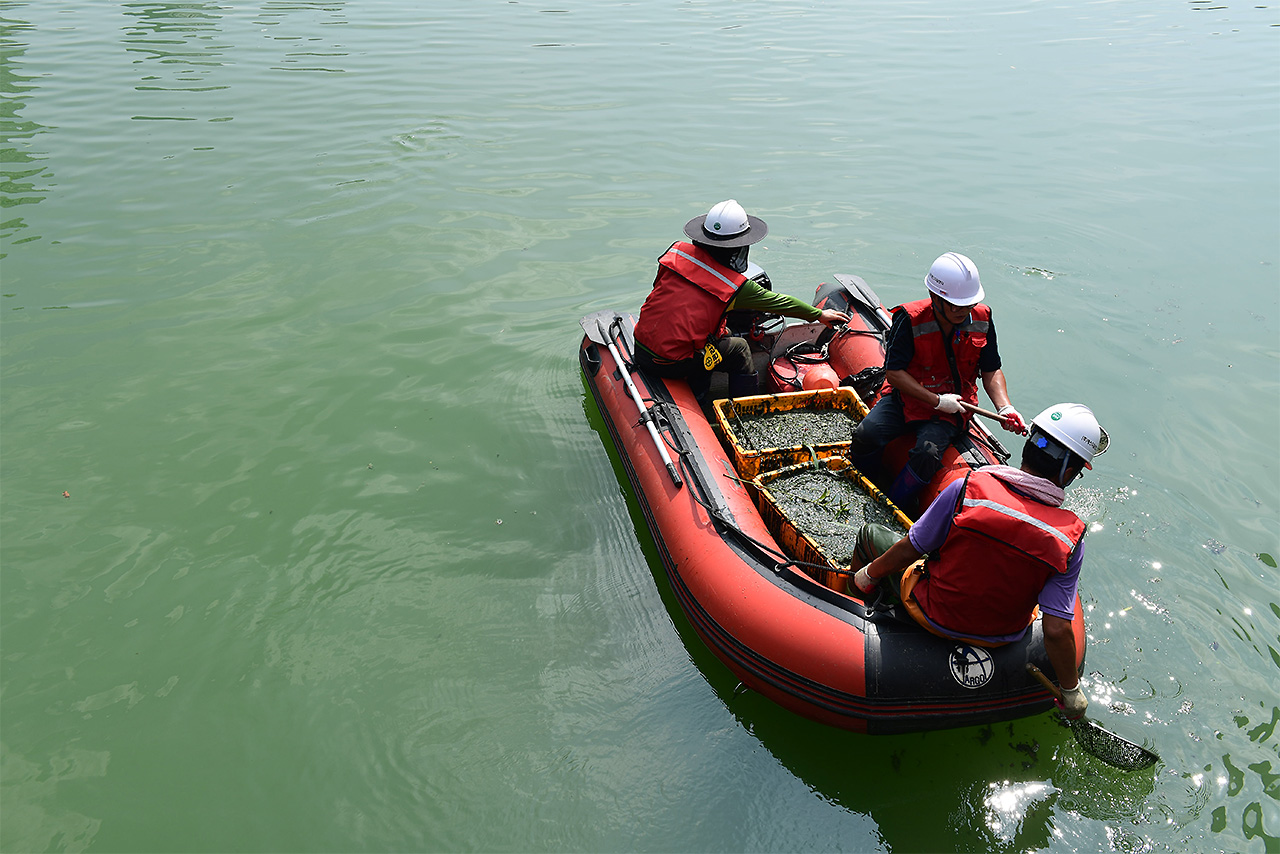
[[913, 470, 1086, 638], [893, 298, 992, 424], [633, 242, 748, 362]]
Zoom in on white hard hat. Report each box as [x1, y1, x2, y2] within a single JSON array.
[[925, 252, 984, 306], [1029, 402, 1109, 469], [683, 199, 768, 248]]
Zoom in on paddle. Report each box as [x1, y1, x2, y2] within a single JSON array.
[[833, 273, 893, 330], [580, 312, 684, 489], [1026, 663, 1160, 771]]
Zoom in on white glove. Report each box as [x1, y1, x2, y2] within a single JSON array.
[[934, 393, 963, 414], [1059, 684, 1088, 719], [853, 568, 877, 594]]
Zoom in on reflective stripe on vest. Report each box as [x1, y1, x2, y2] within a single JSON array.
[[894, 297, 991, 424], [912, 471, 1085, 638], [665, 246, 744, 298], [910, 317, 990, 339], [960, 496, 1079, 551], [632, 242, 746, 362]]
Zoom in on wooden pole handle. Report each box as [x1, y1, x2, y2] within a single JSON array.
[[960, 400, 1005, 422], [1026, 663, 1063, 701]]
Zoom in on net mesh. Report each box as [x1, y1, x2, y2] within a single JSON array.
[[1070, 719, 1159, 771]]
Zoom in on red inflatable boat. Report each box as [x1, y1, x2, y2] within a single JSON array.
[[578, 274, 1084, 733]]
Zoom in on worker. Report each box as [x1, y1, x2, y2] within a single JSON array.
[[850, 403, 1109, 719], [632, 200, 849, 404], [849, 252, 1026, 509]]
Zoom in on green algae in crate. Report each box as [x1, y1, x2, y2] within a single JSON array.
[[753, 456, 911, 590], [713, 387, 869, 479]]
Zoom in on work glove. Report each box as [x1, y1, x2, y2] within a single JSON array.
[[997, 404, 1028, 435], [1057, 684, 1088, 720], [852, 568, 877, 595], [934, 393, 963, 414]]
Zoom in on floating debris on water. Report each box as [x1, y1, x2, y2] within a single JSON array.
[[764, 469, 908, 565], [1011, 265, 1060, 280], [729, 408, 855, 451]]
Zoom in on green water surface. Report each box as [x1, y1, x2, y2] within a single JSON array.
[[2, 2, 1278, 851]]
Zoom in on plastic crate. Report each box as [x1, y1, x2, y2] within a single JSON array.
[[752, 456, 912, 591], [713, 387, 869, 480]]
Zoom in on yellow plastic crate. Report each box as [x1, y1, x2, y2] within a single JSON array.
[[713, 387, 869, 480], [752, 456, 912, 591]]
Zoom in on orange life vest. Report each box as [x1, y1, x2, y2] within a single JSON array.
[[912, 470, 1086, 638], [893, 298, 991, 424], [633, 242, 747, 362]]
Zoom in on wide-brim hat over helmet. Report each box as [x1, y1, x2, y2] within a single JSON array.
[[684, 199, 768, 248]]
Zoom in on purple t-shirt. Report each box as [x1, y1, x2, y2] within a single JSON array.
[[907, 478, 1083, 624]]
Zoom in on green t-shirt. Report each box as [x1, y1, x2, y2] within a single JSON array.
[[728, 279, 822, 321]]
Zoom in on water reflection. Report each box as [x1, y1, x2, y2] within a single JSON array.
[[254, 0, 350, 74], [724, 689, 1076, 852], [0, 11, 51, 252], [980, 780, 1058, 846], [633, 541, 1067, 850], [123, 2, 231, 92], [629, 491, 1166, 850]]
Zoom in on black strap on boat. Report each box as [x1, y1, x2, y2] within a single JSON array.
[[861, 581, 897, 617], [608, 316, 636, 373], [969, 424, 1011, 465]]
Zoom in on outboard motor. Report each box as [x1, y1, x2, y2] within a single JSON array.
[[726, 262, 775, 338]]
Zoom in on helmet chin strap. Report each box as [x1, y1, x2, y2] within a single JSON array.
[[1056, 457, 1085, 487]]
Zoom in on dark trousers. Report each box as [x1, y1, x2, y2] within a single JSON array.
[[850, 391, 962, 481], [634, 336, 753, 402]]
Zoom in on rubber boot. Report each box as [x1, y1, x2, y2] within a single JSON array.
[[847, 522, 907, 604], [726, 371, 759, 399], [853, 522, 900, 568], [887, 464, 927, 514]]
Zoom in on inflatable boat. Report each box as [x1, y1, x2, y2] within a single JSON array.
[[578, 274, 1085, 733]]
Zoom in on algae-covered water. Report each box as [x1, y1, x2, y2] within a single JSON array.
[[3, 1, 1277, 851]]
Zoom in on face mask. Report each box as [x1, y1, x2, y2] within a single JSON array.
[[708, 245, 750, 272], [697, 243, 750, 273]]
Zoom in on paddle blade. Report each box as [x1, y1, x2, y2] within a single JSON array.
[[579, 311, 621, 345], [1069, 718, 1160, 772], [1026, 664, 1160, 772]]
